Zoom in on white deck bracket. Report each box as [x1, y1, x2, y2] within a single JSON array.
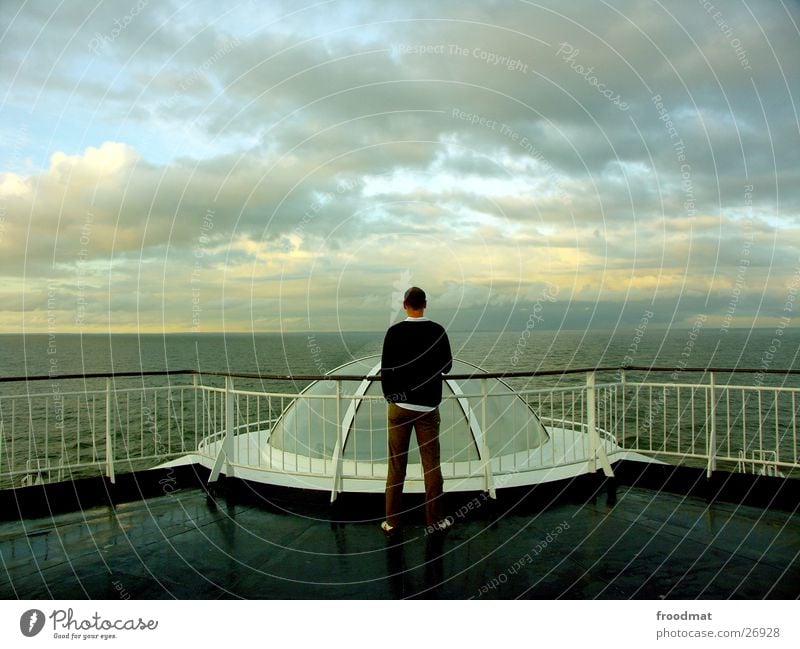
[[105, 377, 116, 484], [330, 380, 344, 502], [209, 376, 235, 483], [479, 378, 497, 498], [586, 371, 614, 478], [707, 371, 717, 478]]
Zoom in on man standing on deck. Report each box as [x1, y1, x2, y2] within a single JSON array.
[[380, 286, 453, 534]]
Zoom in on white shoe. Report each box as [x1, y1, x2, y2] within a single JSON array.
[[435, 516, 454, 532]]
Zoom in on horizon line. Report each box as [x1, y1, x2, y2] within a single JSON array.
[[0, 325, 784, 335]]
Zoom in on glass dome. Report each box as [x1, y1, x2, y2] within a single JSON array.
[[268, 356, 549, 464]]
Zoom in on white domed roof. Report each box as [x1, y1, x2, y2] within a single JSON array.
[[268, 356, 549, 464]]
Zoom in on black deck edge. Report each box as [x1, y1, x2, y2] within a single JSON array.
[[612, 460, 800, 513], [0, 461, 797, 523], [212, 470, 614, 524], [0, 465, 212, 523]]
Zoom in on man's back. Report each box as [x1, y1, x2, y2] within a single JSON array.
[[381, 319, 452, 407]]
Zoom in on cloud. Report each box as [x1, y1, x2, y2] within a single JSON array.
[[1, 0, 799, 333]]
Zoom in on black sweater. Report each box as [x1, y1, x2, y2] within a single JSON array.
[[381, 320, 453, 407]]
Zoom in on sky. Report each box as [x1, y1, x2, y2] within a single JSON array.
[[1, 0, 799, 334]]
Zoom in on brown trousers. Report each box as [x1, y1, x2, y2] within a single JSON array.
[[385, 403, 444, 527]]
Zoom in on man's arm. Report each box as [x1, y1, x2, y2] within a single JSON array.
[[439, 328, 453, 374], [381, 327, 397, 399]]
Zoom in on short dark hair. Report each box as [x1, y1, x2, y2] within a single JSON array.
[[403, 286, 426, 309]]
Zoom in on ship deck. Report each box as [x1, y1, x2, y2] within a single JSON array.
[[1, 467, 798, 599]]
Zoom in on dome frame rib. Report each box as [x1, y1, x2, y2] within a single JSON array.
[[330, 359, 381, 499]]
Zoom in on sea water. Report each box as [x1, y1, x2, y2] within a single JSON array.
[[1, 327, 798, 378]]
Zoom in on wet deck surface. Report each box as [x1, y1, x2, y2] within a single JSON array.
[[1, 480, 798, 599]]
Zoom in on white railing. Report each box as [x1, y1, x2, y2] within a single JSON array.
[[615, 371, 799, 477], [0, 373, 203, 489], [0, 366, 798, 490]]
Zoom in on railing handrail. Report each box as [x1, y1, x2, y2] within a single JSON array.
[[1, 364, 799, 384], [0, 369, 198, 383]]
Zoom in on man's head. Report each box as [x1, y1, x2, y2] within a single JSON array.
[[403, 286, 427, 314]]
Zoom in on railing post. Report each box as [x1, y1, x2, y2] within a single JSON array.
[[587, 371, 614, 477], [208, 375, 235, 483], [226, 375, 234, 463], [707, 372, 716, 478], [192, 373, 199, 451], [480, 378, 496, 498], [105, 377, 115, 484], [620, 369, 626, 446], [587, 371, 597, 473], [330, 379, 343, 502]]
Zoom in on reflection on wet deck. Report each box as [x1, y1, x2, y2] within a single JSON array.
[[1, 474, 798, 599]]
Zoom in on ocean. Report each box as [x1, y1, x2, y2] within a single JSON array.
[[1, 327, 797, 379]]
